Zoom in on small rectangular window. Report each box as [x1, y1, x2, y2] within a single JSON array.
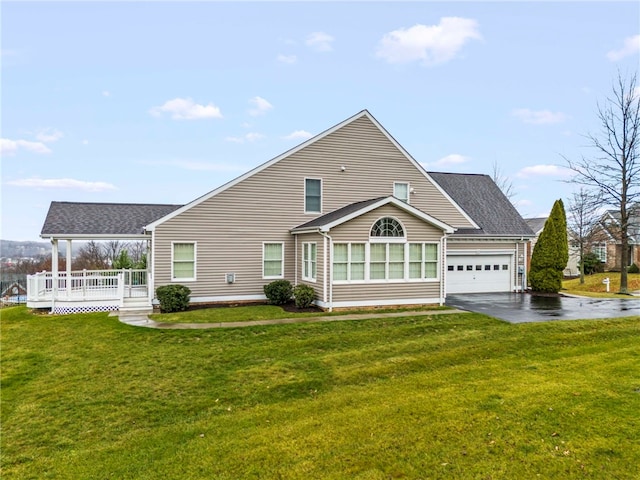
[[172, 243, 195, 280], [502, 265, 509, 270], [447, 265, 454, 271], [475, 265, 482, 271], [457, 265, 464, 271], [484, 265, 491, 271], [305, 178, 322, 213], [263, 243, 284, 278], [493, 265, 500, 270], [393, 182, 410, 203], [466, 265, 473, 271]]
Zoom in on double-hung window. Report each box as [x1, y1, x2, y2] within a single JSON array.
[[408, 243, 439, 280], [263, 243, 284, 278], [333, 243, 365, 281], [302, 243, 317, 282], [305, 178, 322, 213], [172, 242, 196, 281], [593, 243, 607, 263]]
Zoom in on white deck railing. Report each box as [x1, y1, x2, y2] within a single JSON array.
[[27, 269, 149, 303]]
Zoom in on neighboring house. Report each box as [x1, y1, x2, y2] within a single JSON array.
[[30, 110, 534, 314], [590, 207, 640, 271], [2, 282, 27, 304]]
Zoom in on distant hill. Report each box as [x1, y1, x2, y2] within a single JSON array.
[[0, 240, 85, 259]]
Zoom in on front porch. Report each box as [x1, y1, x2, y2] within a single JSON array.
[[27, 269, 152, 314]]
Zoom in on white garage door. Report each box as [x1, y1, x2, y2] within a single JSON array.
[[446, 255, 512, 294]]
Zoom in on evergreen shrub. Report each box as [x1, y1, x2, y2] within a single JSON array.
[[263, 280, 293, 305], [156, 284, 191, 313], [293, 284, 315, 308]]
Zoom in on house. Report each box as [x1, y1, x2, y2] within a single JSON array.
[[589, 207, 640, 271], [2, 281, 27, 304], [28, 110, 534, 314]]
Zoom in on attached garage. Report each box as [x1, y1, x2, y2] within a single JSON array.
[[446, 254, 513, 294]]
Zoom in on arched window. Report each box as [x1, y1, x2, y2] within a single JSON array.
[[370, 217, 404, 238]]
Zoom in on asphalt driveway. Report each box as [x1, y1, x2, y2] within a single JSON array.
[[446, 292, 640, 323]]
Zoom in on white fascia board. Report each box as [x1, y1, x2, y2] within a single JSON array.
[[145, 110, 372, 232], [40, 233, 151, 241], [321, 197, 455, 233], [364, 112, 480, 229], [448, 235, 535, 241]]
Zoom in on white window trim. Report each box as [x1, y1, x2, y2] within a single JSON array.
[[304, 177, 323, 214], [393, 181, 410, 204], [171, 241, 197, 282], [594, 243, 607, 263], [263, 242, 285, 279], [332, 241, 440, 284], [302, 242, 317, 282]]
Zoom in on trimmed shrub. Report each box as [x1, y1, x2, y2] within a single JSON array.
[[530, 199, 569, 293], [628, 263, 639, 274], [263, 280, 293, 305], [156, 284, 191, 313], [293, 284, 315, 308]]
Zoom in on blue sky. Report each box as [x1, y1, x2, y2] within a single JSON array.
[[2, 1, 639, 241]]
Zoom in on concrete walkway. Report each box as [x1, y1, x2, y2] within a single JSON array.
[[112, 308, 467, 329]]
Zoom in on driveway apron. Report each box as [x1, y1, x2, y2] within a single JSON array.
[[446, 292, 640, 323]]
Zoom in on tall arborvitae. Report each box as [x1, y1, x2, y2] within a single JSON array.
[[529, 199, 569, 293]]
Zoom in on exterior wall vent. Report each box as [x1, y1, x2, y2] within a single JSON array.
[[226, 273, 236, 284]]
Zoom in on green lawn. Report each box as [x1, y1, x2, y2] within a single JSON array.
[[150, 304, 448, 323], [2, 306, 639, 479], [563, 272, 640, 298]]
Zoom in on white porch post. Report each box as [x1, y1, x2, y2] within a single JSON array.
[[66, 240, 72, 277], [51, 239, 59, 310]]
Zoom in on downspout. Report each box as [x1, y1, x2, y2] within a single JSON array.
[[294, 235, 298, 286], [440, 235, 447, 306], [319, 230, 333, 312]]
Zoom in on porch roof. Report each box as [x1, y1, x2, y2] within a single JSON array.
[[291, 196, 455, 234], [40, 201, 183, 239]]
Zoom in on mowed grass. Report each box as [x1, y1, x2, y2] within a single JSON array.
[[563, 272, 640, 298], [151, 304, 448, 323], [2, 307, 639, 479]]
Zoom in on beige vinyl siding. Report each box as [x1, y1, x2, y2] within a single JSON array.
[[330, 204, 444, 242], [332, 282, 441, 303], [153, 115, 466, 299]]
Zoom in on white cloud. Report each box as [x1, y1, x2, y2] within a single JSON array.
[[306, 32, 334, 52], [512, 108, 567, 125], [513, 199, 533, 208], [606, 34, 640, 61], [277, 54, 297, 64], [1, 138, 51, 155], [82, 140, 89, 145], [376, 17, 482, 66], [283, 130, 313, 141], [150, 97, 223, 120], [248, 96, 273, 117], [516, 164, 572, 178], [7, 178, 117, 191], [225, 132, 266, 143], [102, 90, 111, 97], [35, 128, 63, 143]]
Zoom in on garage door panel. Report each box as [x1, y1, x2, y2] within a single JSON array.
[[446, 255, 512, 294]]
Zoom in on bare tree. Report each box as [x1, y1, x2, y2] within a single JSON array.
[[565, 71, 640, 293], [567, 188, 602, 284], [74, 241, 108, 270], [491, 160, 515, 201], [103, 240, 128, 267]]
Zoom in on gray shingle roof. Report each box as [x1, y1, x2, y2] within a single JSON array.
[[293, 197, 386, 231], [525, 217, 548, 235], [41, 201, 183, 237], [428, 172, 535, 237]]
